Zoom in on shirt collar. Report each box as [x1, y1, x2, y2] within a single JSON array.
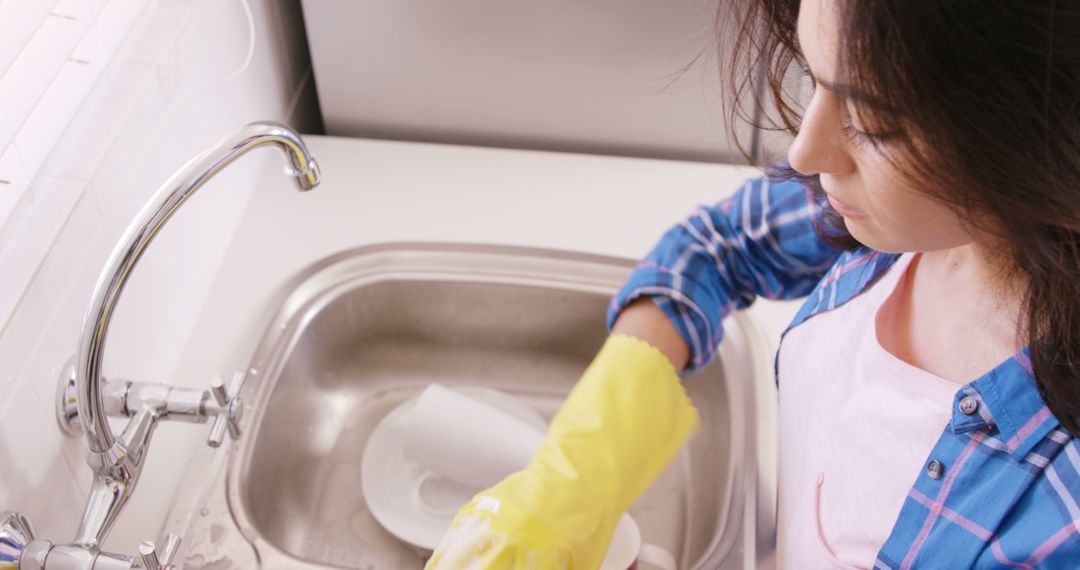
[[792, 249, 1061, 459], [952, 348, 1059, 459], [786, 248, 900, 331]]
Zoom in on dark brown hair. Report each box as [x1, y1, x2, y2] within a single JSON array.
[[723, 0, 1080, 435]]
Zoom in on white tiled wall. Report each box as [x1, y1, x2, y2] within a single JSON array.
[[0, 0, 149, 237], [0, 0, 318, 554]]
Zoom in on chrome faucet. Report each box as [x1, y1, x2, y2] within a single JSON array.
[[1, 122, 319, 569]]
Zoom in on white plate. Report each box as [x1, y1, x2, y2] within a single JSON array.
[[361, 386, 547, 550]]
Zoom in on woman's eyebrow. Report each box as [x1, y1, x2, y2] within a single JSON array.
[[799, 59, 842, 95], [820, 79, 865, 104], [796, 44, 889, 110], [804, 65, 874, 105]]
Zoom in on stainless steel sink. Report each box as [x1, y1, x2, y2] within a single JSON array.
[[206, 243, 777, 569]]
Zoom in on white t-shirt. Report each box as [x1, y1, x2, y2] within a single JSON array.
[[776, 253, 960, 569]]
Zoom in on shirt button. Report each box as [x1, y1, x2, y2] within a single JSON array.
[[959, 396, 979, 415], [927, 459, 944, 479]]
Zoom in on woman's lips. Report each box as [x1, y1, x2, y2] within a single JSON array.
[[825, 192, 868, 219]]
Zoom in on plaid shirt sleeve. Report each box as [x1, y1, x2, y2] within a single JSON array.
[[606, 176, 844, 372]]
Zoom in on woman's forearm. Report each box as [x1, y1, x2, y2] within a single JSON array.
[[610, 297, 690, 372]]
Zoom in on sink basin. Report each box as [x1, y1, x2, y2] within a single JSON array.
[[220, 243, 777, 569]]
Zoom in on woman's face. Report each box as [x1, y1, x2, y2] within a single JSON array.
[[790, 0, 973, 253]]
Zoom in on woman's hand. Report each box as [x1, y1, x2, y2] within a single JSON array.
[[425, 306, 696, 569]]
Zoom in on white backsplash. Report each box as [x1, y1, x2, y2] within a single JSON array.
[[0, 0, 317, 555]]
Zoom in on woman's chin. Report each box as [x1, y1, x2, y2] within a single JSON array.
[[843, 219, 893, 253]]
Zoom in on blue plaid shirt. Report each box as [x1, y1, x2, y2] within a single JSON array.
[[607, 176, 1080, 568]]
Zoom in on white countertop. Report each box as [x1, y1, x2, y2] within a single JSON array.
[[147, 135, 802, 551], [182, 135, 800, 375]]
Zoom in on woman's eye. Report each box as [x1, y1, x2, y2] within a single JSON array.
[[841, 106, 886, 147], [843, 104, 865, 129], [840, 124, 873, 147], [840, 123, 901, 150]]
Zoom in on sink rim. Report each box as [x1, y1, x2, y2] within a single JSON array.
[[222, 242, 777, 569]]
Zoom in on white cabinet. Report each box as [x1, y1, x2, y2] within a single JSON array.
[[301, 0, 759, 163]]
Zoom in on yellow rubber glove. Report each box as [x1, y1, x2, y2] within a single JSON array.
[[425, 333, 700, 570]]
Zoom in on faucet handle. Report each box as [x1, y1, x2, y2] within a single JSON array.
[[138, 533, 182, 569], [1, 511, 44, 568], [207, 371, 245, 448]]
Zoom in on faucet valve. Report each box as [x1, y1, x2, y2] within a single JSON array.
[[207, 371, 245, 448], [137, 534, 180, 570]]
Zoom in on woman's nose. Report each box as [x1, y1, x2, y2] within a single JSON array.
[[788, 90, 856, 176]]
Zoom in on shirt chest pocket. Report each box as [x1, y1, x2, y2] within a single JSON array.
[[813, 473, 878, 570]]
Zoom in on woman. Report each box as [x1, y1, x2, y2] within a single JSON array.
[[427, 0, 1080, 567]]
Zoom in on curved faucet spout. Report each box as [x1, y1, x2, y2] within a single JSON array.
[[78, 122, 318, 455], [72, 122, 319, 545]]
